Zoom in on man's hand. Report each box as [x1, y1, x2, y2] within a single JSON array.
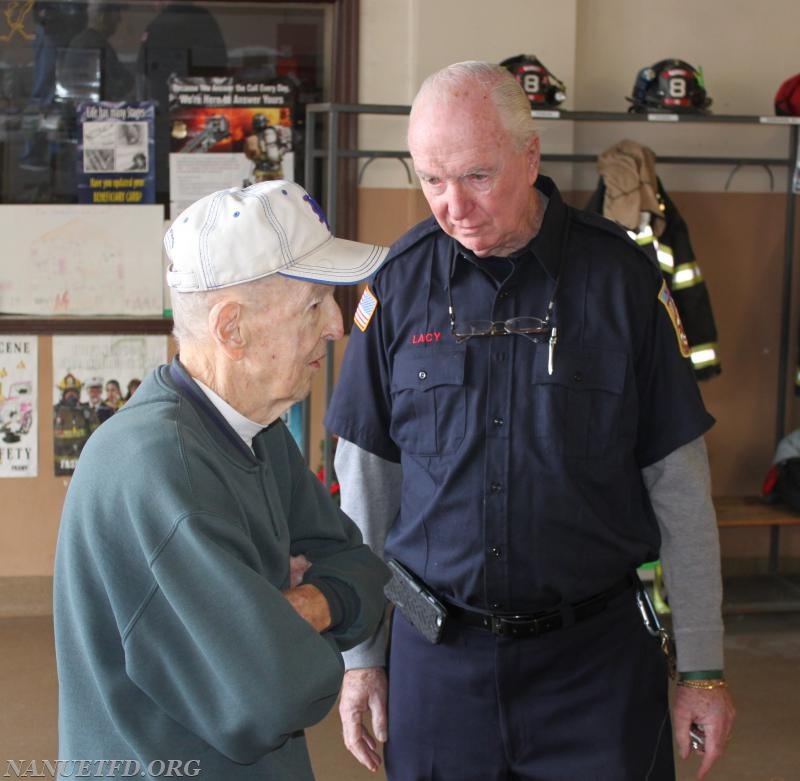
[[289, 554, 311, 587], [282, 583, 331, 632], [339, 667, 388, 773], [672, 684, 736, 779]]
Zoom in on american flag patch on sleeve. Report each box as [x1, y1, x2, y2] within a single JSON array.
[[354, 286, 378, 332]]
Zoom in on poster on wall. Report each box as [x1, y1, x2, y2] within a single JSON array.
[[168, 75, 295, 217], [0, 204, 165, 316], [0, 336, 38, 478], [76, 101, 156, 205], [52, 335, 167, 476]]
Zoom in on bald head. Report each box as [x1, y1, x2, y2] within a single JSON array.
[[409, 61, 537, 152]]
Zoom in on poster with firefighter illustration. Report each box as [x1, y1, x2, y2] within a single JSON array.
[[168, 76, 295, 217], [0, 336, 38, 478], [52, 335, 167, 476]]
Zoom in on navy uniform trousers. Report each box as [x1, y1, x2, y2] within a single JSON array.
[[384, 584, 675, 781]]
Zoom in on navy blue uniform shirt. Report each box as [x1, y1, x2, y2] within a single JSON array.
[[325, 176, 713, 612]]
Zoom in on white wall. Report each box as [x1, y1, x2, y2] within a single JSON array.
[[574, 0, 797, 116], [358, 0, 578, 189], [357, 0, 800, 193], [572, 0, 800, 191]]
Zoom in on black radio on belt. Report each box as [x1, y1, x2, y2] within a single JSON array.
[[384, 559, 448, 644]]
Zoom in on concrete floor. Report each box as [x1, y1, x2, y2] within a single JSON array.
[[2, 605, 799, 780]]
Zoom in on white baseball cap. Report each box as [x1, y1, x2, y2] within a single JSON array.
[[165, 180, 389, 291]]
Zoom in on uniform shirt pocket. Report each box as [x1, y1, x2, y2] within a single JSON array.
[[531, 345, 628, 458], [390, 348, 466, 456]]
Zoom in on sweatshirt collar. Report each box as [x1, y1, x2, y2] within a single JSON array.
[[192, 378, 263, 453], [168, 357, 255, 460]]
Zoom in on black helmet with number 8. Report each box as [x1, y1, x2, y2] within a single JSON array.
[[500, 54, 566, 107], [627, 59, 712, 113]]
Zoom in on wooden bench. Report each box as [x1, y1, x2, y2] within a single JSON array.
[[714, 495, 800, 575]]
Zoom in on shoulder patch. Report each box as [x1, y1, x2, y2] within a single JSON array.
[[658, 279, 691, 358], [354, 286, 378, 332]]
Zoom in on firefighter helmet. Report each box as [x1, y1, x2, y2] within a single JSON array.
[[252, 113, 269, 132], [775, 73, 800, 117], [500, 54, 566, 107], [627, 59, 712, 114], [57, 373, 83, 391]]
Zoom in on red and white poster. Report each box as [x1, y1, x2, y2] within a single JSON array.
[[168, 76, 295, 217]]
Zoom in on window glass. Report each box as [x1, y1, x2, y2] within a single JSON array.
[[0, 1, 330, 206]]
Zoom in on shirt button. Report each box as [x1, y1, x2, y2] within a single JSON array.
[[490, 482, 503, 493], [491, 601, 503, 610], [418, 370, 427, 380], [489, 546, 502, 558], [492, 417, 504, 427], [573, 371, 583, 383]]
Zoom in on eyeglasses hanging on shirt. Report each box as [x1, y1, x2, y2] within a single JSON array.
[[447, 255, 560, 375]]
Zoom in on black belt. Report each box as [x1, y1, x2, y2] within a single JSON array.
[[444, 574, 635, 638]]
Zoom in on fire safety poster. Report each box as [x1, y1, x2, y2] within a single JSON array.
[[167, 76, 295, 217], [52, 335, 166, 476], [0, 336, 38, 478]]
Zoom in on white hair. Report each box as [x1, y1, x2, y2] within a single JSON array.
[[410, 60, 537, 151], [170, 274, 280, 346]]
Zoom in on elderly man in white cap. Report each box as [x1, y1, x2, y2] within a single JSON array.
[[53, 181, 390, 780]]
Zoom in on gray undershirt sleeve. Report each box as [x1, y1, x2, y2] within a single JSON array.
[[642, 436, 725, 672], [336, 436, 724, 672], [335, 438, 402, 670]]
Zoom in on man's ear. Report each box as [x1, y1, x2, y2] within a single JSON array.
[[209, 299, 246, 359], [527, 135, 541, 185]]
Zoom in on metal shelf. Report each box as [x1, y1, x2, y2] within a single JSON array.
[[306, 102, 799, 445]]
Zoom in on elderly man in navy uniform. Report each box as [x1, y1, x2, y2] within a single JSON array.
[[325, 61, 735, 781]]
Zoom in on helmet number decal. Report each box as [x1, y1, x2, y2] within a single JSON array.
[[522, 73, 541, 95], [668, 77, 687, 99]]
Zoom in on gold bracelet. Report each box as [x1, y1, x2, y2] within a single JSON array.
[[677, 678, 727, 690]]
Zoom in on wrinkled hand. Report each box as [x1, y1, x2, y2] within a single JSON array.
[[339, 667, 388, 773], [673, 684, 736, 778], [282, 583, 331, 632], [289, 554, 311, 587]]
